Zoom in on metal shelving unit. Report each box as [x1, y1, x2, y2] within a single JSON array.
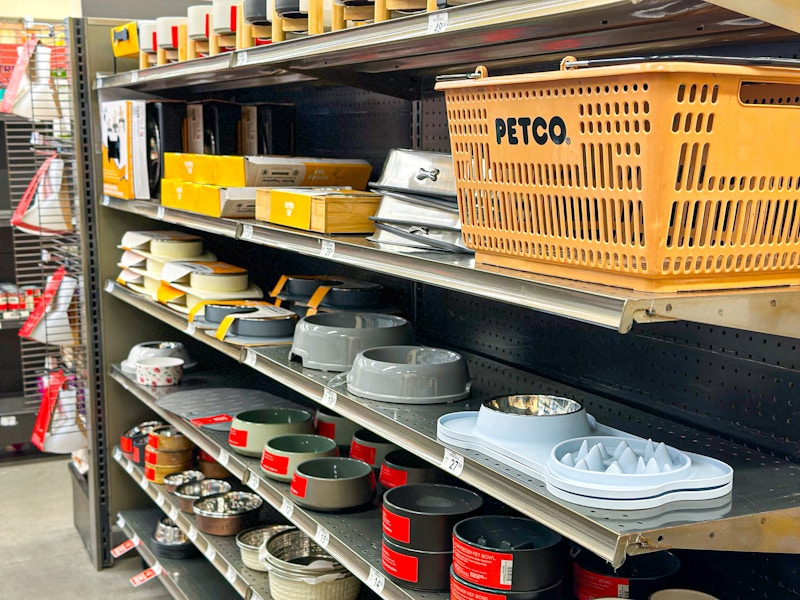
[[94, 0, 797, 98], [105, 281, 800, 568], [109, 362, 446, 600], [112, 450, 274, 599], [116, 507, 241, 600], [103, 196, 800, 338]]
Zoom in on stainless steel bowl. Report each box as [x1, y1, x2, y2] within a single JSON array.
[[153, 517, 188, 545], [236, 524, 294, 572], [194, 491, 263, 536], [483, 395, 583, 416], [174, 478, 232, 513], [264, 528, 348, 576], [163, 470, 205, 493]]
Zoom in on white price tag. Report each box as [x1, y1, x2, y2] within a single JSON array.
[[238, 51, 248, 66], [366, 567, 385, 593], [205, 545, 216, 562], [441, 448, 465, 476], [169, 505, 180, 521], [0, 416, 17, 426], [427, 12, 448, 34], [247, 471, 260, 490], [185, 322, 196, 335], [116, 514, 126, 528], [217, 449, 230, 467], [188, 525, 198, 542], [320, 240, 335, 258], [280, 497, 294, 518], [156, 206, 166, 220], [241, 224, 254, 240], [321, 388, 337, 408], [124, 460, 134, 474], [314, 525, 330, 548], [102, 196, 110, 206], [130, 564, 160, 587], [139, 478, 149, 491], [251, 592, 263, 600], [111, 537, 139, 558], [104, 280, 114, 293], [155, 491, 165, 507], [244, 349, 257, 367], [113, 447, 122, 461], [131, 534, 140, 546], [225, 564, 237, 583], [130, 71, 139, 84]]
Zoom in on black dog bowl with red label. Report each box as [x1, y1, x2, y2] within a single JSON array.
[[450, 568, 563, 600], [452, 516, 563, 592], [382, 536, 451, 591], [382, 483, 483, 551], [572, 547, 680, 600]]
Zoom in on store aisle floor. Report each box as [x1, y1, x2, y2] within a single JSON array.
[[0, 457, 171, 600]]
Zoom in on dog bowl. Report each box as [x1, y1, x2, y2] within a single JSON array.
[[379, 449, 437, 489], [194, 491, 263, 536], [382, 483, 483, 551], [187, 5, 213, 40], [315, 407, 361, 449], [122, 341, 194, 374], [244, 0, 270, 25], [290, 312, 414, 372], [163, 470, 205, 493], [228, 408, 314, 457], [236, 524, 293, 571], [261, 434, 339, 482], [573, 548, 680, 600], [349, 429, 399, 470], [347, 345, 471, 403], [174, 478, 232, 513], [474, 395, 593, 446], [135, 357, 184, 387], [382, 536, 451, 591], [290, 457, 375, 511], [261, 529, 360, 600], [155, 16, 187, 50], [450, 568, 563, 600], [151, 516, 200, 560], [120, 420, 163, 453], [452, 516, 563, 591], [650, 591, 719, 600]]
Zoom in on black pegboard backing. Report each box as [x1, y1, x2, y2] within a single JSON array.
[[420, 95, 451, 153], [416, 285, 800, 460]]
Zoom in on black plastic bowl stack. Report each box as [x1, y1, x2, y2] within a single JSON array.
[[451, 516, 564, 599], [381, 483, 483, 591]]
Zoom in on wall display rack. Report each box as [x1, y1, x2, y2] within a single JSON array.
[[87, 1, 800, 597]]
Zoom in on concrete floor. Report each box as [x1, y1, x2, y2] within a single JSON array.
[[0, 457, 172, 600]]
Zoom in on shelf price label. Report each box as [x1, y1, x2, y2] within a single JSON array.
[[102, 196, 110, 207], [366, 567, 385, 594], [217, 449, 230, 467], [238, 51, 248, 66], [104, 280, 114, 293], [155, 491, 165, 507], [225, 564, 237, 584], [314, 525, 330, 549], [320, 240, 335, 258], [113, 447, 122, 461], [321, 388, 337, 408], [111, 536, 139, 558], [240, 224, 254, 240], [124, 460, 134, 475], [441, 448, 465, 476], [280, 497, 294, 519], [427, 12, 448, 34], [188, 525, 198, 542], [139, 478, 149, 491], [116, 514, 126, 529], [244, 349, 257, 367], [185, 322, 196, 335], [130, 563, 161, 587], [169, 505, 180, 521], [247, 471, 260, 491], [130, 71, 139, 84], [156, 206, 166, 220], [205, 545, 217, 562]]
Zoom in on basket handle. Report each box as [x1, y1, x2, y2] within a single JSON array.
[[559, 54, 800, 70], [435, 65, 488, 82]]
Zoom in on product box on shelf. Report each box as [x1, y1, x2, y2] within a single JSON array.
[[101, 100, 148, 199], [164, 152, 214, 183], [186, 101, 241, 155], [161, 179, 258, 218], [240, 103, 295, 156], [256, 188, 381, 233]]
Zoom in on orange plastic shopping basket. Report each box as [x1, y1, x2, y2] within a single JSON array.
[[435, 57, 800, 292]]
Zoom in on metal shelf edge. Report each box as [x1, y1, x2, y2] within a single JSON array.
[[102, 196, 240, 238]]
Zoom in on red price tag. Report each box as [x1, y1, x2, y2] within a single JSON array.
[[111, 538, 138, 558], [190, 414, 233, 427], [130, 564, 161, 587]]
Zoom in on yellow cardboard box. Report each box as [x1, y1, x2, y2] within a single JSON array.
[[194, 185, 258, 218], [257, 188, 381, 233], [160, 179, 197, 212], [213, 155, 373, 189], [164, 153, 216, 183], [102, 100, 149, 199]]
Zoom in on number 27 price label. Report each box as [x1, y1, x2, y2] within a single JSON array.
[[441, 448, 464, 476]]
